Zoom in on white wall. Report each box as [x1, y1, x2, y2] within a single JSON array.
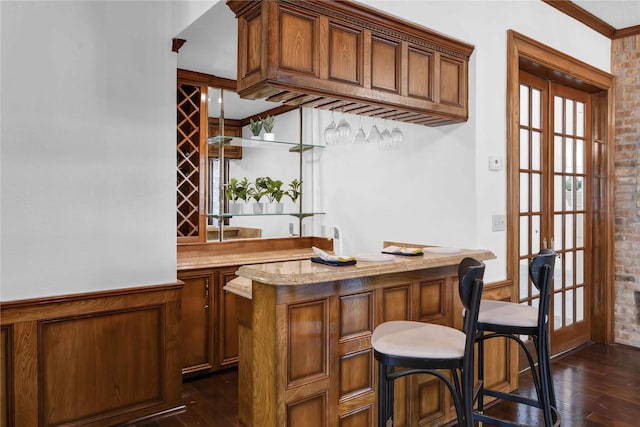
[[312, 0, 611, 282], [0, 0, 612, 301], [1, 1, 178, 300]]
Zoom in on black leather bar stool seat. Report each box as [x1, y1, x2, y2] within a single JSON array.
[[372, 257, 486, 427], [475, 249, 560, 427]]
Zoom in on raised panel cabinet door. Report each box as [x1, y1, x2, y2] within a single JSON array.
[[438, 54, 465, 108], [407, 46, 434, 101], [179, 270, 214, 375], [370, 35, 400, 93], [218, 267, 240, 367], [278, 5, 319, 76], [327, 21, 362, 85]]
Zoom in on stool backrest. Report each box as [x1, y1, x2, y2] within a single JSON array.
[[458, 257, 486, 399], [530, 249, 556, 292], [458, 257, 486, 339], [529, 249, 556, 329]]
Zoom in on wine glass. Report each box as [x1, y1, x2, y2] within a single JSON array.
[[367, 121, 382, 145], [352, 116, 367, 143], [391, 123, 404, 146], [336, 116, 351, 145], [324, 110, 337, 145], [378, 119, 392, 150]]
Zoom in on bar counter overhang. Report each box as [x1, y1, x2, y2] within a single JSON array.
[[231, 246, 496, 427]]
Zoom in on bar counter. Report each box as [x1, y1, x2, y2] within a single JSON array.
[[234, 246, 495, 427]]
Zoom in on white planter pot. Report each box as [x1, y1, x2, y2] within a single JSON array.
[[229, 202, 243, 215], [251, 135, 261, 140], [252, 202, 264, 214], [263, 132, 275, 141]]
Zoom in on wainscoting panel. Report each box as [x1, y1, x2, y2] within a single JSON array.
[[1, 325, 12, 427], [0, 283, 183, 427]]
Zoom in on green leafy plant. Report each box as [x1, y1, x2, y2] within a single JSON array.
[[266, 178, 285, 203], [262, 115, 276, 133], [225, 178, 240, 201], [287, 178, 302, 204], [226, 177, 249, 202], [248, 177, 269, 203], [249, 118, 263, 137]]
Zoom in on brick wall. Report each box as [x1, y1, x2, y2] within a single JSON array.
[[612, 35, 640, 348]]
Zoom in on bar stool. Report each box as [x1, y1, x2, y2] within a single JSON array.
[[475, 249, 560, 427], [372, 257, 485, 427]]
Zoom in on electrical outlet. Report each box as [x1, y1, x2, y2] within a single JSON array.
[[492, 215, 506, 232]]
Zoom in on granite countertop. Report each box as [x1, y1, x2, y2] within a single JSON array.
[[223, 276, 252, 299], [236, 247, 496, 286]]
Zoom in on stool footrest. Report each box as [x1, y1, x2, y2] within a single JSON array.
[[474, 411, 526, 427], [483, 388, 542, 409], [475, 389, 562, 427]]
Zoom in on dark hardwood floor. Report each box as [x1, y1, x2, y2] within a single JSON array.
[[126, 343, 640, 427]]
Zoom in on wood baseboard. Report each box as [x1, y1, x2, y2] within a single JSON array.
[[0, 283, 183, 427]]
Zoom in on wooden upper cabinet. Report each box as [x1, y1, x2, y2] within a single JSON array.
[[227, 0, 474, 126]]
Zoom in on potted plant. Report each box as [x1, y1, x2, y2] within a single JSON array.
[[249, 177, 269, 213], [262, 115, 276, 141], [249, 117, 262, 139], [286, 178, 302, 207], [225, 178, 241, 214], [266, 177, 285, 213], [225, 177, 249, 214]]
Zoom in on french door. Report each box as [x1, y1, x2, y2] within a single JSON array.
[[518, 70, 591, 355]]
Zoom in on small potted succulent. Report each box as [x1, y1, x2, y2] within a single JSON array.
[[262, 115, 276, 141], [266, 177, 285, 213], [249, 117, 262, 139]]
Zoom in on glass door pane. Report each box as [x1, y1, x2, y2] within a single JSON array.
[[548, 83, 590, 352], [517, 73, 546, 307], [517, 73, 591, 355]]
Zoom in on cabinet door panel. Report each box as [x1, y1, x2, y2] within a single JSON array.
[[179, 271, 214, 375], [279, 7, 319, 75], [439, 56, 464, 107], [417, 279, 451, 325], [338, 405, 373, 427], [218, 268, 240, 367], [371, 36, 399, 93], [338, 349, 372, 400], [417, 374, 446, 424], [380, 285, 411, 321], [286, 392, 327, 427], [407, 47, 433, 101], [242, 9, 263, 79], [328, 22, 362, 85]]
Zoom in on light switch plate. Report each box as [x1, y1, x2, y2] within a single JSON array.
[[489, 156, 504, 171]]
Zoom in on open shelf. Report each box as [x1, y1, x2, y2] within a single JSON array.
[[207, 135, 324, 152], [208, 212, 326, 219]]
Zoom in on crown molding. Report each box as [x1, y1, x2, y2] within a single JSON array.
[[542, 0, 640, 39]]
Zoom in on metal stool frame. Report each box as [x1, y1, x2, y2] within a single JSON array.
[[475, 250, 560, 427], [374, 258, 486, 427]]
